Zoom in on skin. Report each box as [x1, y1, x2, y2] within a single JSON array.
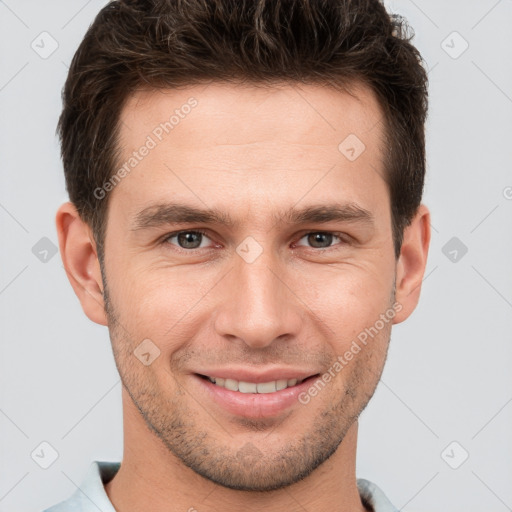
[[56, 82, 430, 512]]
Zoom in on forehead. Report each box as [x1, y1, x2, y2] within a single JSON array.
[[113, 81, 388, 223], [120, 81, 385, 148]]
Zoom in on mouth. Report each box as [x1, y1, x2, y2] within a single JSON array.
[[193, 372, 322, 418], [196, 373, 319, 394]]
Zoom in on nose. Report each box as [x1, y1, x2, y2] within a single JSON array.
[[213, 248, 303, 349]]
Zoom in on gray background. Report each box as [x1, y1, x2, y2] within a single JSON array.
[[1, 1, 511, 511]]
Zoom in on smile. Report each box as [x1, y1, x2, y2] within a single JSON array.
[[200, 375, 307, 394]]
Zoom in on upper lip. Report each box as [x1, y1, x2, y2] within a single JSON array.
[[195, 367, 320, 383]]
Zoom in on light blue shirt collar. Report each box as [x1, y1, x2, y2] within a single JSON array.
[[43, 460, 399, 512]]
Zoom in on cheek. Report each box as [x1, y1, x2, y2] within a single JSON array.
[[296, 262, 394, 341], [108, 266, 211, 352], [106, 242, 395, 351]]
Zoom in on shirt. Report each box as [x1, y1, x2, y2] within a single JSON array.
[[42, 461, 399, 512]]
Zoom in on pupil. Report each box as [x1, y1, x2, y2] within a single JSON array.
[[176, 232, 333, 250], [178, 232, 201, 249], [309, 233, 332, 248]]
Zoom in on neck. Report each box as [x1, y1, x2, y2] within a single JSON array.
[[105, 388, 368, 512]]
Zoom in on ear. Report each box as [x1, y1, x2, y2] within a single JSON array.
[[392, 203, 431, 324], [55, 202, 108, 326]]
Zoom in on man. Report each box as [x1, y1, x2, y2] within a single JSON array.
[[47, 0, 430, 510]]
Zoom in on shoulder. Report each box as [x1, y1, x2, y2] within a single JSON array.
[[356, 478, 400, 512], [40, 461, 121, 512]]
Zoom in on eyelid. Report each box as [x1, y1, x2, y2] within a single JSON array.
[[162, 228, 350, 252], [293, 231, 350, 249], [162, 229, 217, 250]]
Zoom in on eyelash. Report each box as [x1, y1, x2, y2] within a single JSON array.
[[162, 229, 350, 252]]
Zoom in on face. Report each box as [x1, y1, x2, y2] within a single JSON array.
[[100, 82, 398, 491]]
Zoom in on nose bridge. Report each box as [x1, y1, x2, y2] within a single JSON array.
[[213, 245, 302, 348]]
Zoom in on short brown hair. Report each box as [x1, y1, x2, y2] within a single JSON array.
[[58, 0, 429, 260]]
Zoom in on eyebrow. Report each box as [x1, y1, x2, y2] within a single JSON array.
[[131, 201, 374, 231]]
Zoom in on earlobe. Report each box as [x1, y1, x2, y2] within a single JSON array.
[[392, 204, 431, 324], [56, 202, 108, 326]]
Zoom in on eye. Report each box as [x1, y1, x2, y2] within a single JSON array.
[[162, 230, 348, 252], [295, 232, 347, 249], [164, 230, 214, 250]]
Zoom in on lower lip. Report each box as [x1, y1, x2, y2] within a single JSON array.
[[194, 374, 319, 419]]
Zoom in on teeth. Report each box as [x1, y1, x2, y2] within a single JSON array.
[[257, 381, 276, 393], [206, 376, 303, 393], [224, 378, 238, 391], [239, 381, 257, 393], [276, 379, 288, 390]]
